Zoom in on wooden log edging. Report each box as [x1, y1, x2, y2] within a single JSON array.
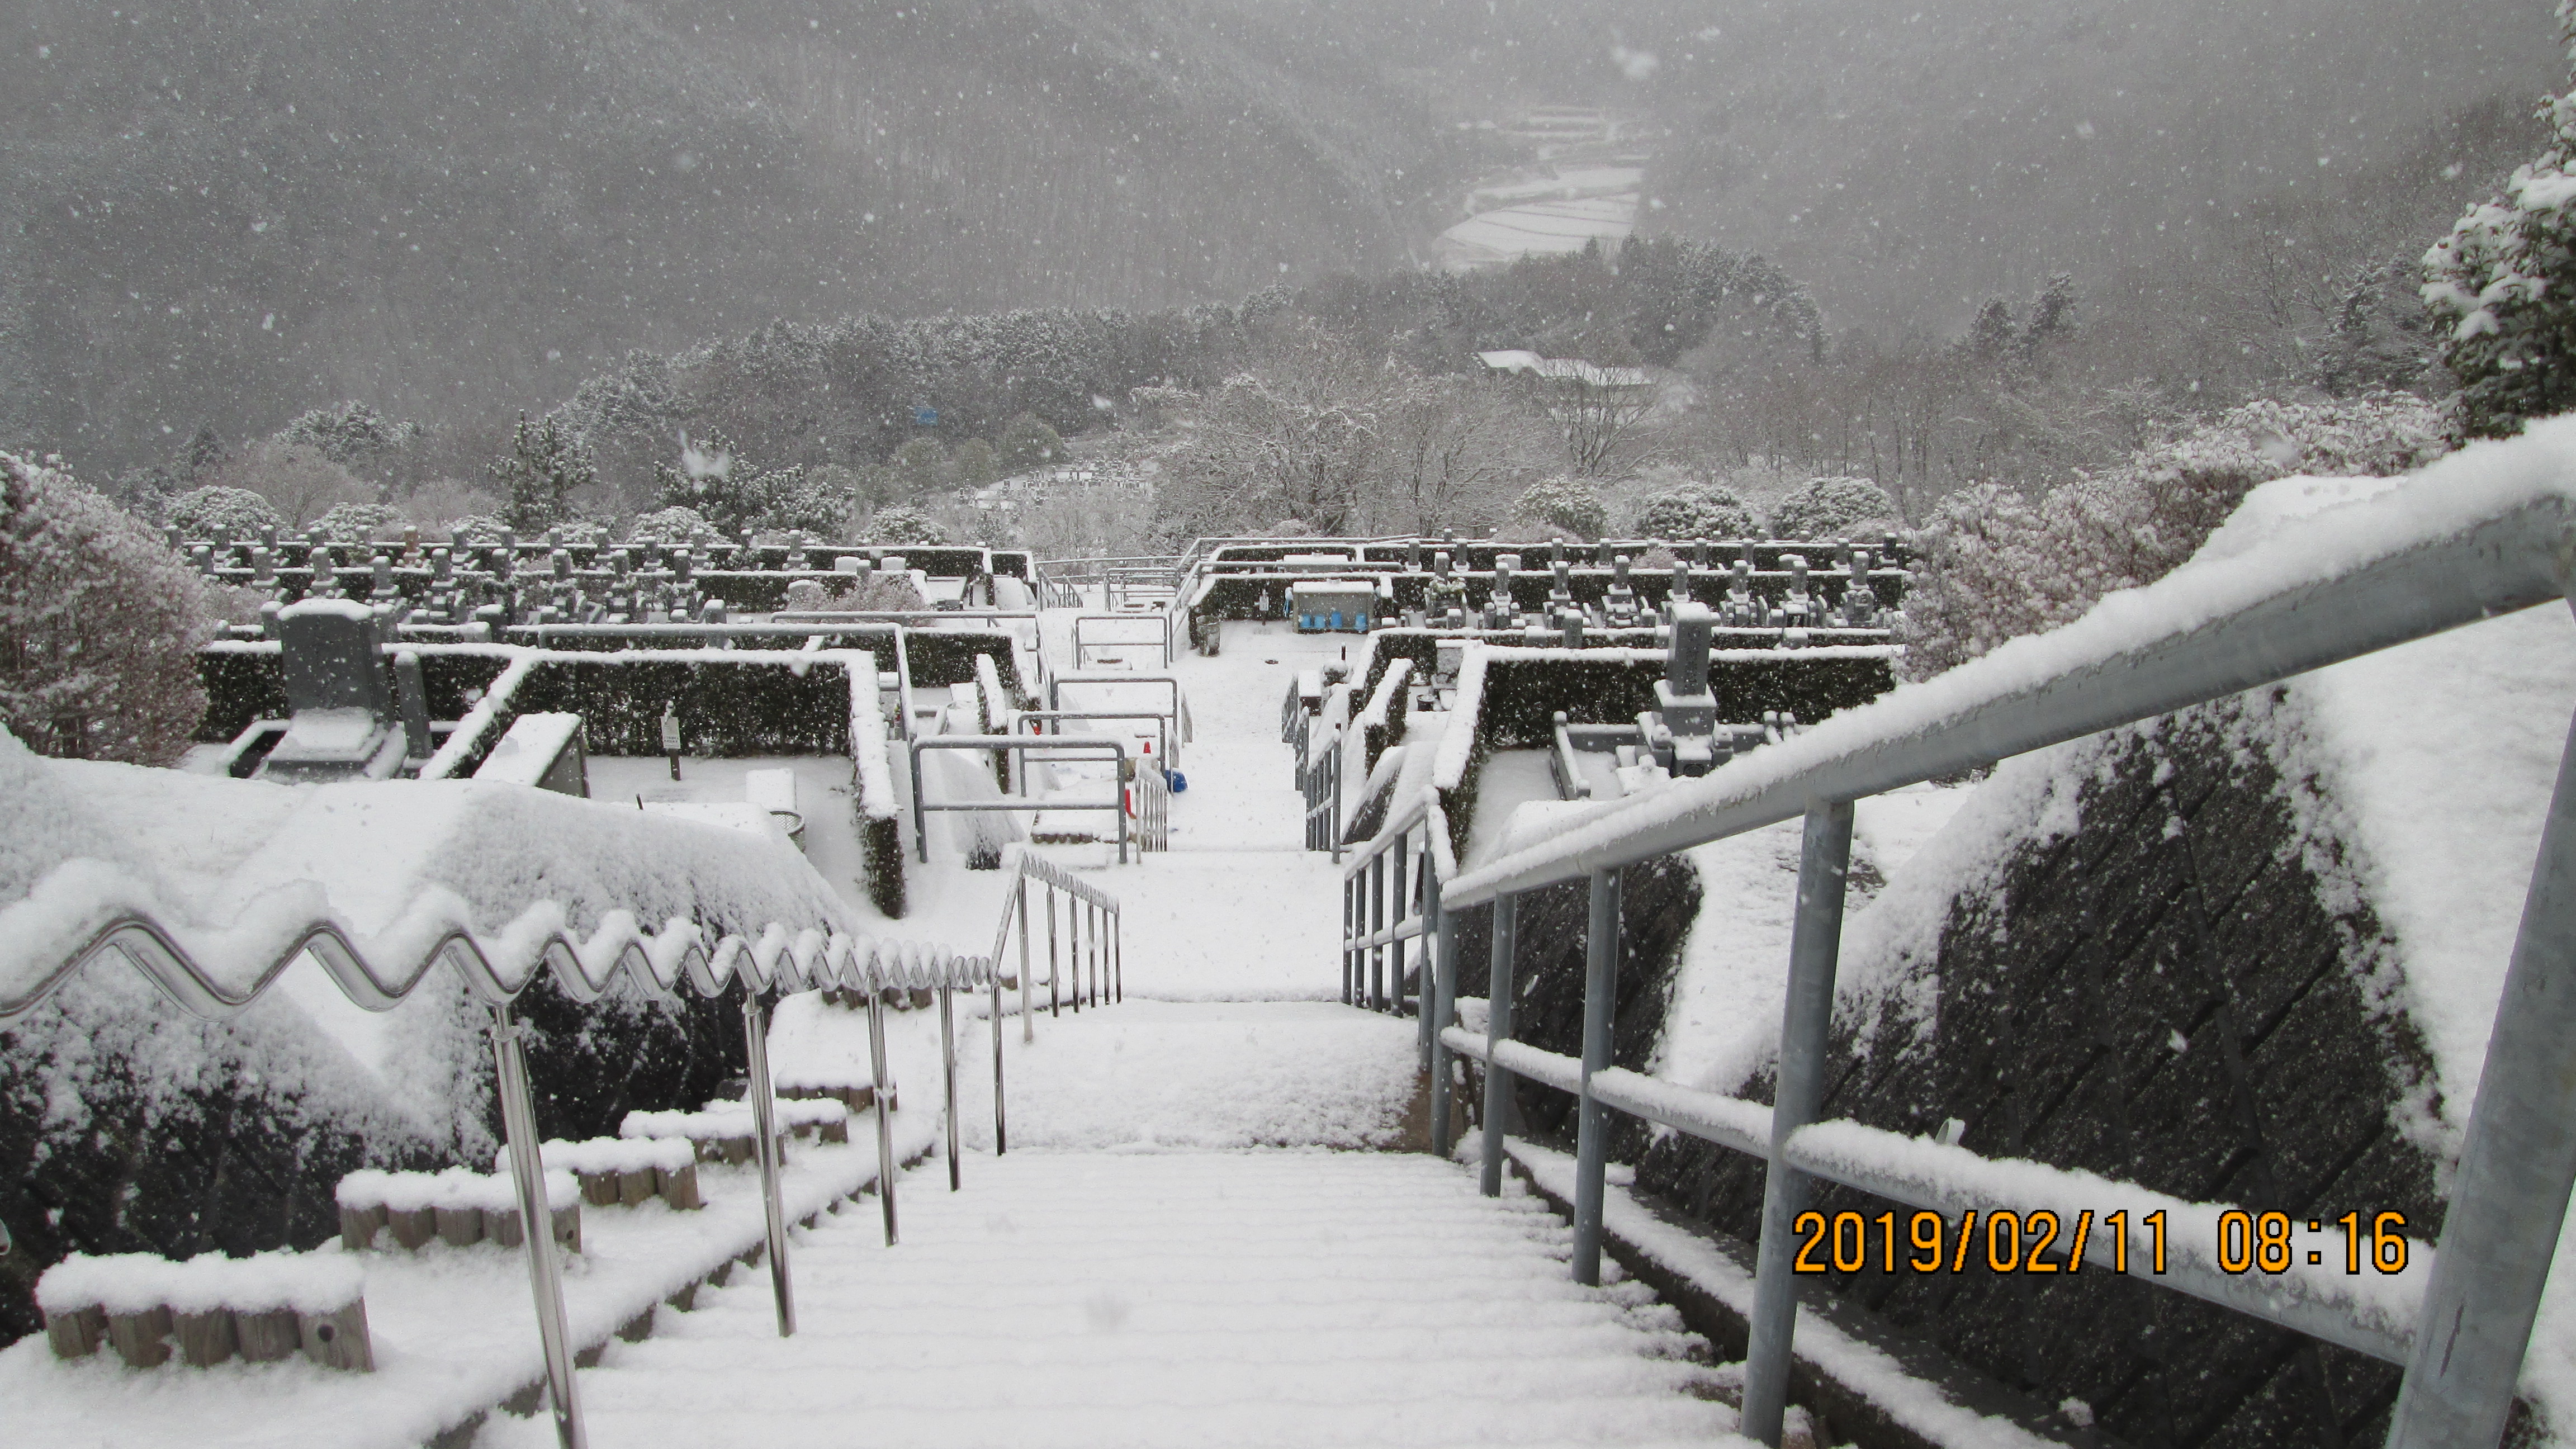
[[338, 1167, 584, 1255], [38, 1249, 375, 1372]]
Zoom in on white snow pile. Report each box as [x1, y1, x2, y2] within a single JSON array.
[[486, 1138, 696, 1179], [0, 722, 864, 1015], [338, 1167, 579, 1215], [38, 1248, 363, 1317], [619, 1097, 849, 1140]]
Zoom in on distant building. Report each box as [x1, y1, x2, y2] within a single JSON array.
[[1474, 351, 1653, 392]]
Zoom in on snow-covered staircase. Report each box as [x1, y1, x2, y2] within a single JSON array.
[[482, 1152, 1741, 1449], [464, 618, 1744, 1448]]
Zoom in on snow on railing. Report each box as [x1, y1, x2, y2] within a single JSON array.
[[0, 731, 1007, 1449], [1421, 417, 2576, 1448]]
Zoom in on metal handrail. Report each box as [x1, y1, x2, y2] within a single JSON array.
[[2, 879, 996, 1449], [906, 735, 1134, 863], [1071, 612, 1175, 670], [1012, 711, 1175, 770], [1412, 445, 2576, 1448], [984, 851, 1124, 1048]]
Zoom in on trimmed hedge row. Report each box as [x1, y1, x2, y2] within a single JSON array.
[[205, 567, 981, 614], [191, 541, 999, 574], [1471, 654, 1897, 749], [1188, 566, 1909, 625], [506, 658, 854, 757]]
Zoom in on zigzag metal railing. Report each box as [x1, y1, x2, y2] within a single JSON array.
[[1409, 441, 2576, 1449], [1, 867, 1003, 1449]]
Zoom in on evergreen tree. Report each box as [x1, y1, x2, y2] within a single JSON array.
[[182, 424, 229, 482], [487, 412, 596, 533], [997, 413, 1068, 473], [889, 438, 949, 499], [2425, 18, 2576, 438], [654, 430, 846, 539]]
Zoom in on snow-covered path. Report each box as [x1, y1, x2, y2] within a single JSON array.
[[479, 614, 1748, 1448], [479, 1151, 1742, 1449]]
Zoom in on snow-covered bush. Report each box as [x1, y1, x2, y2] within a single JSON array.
[[1900, 396, 2451, 679], [441, 513, 511, 543], [1631, 486, 1755, 540], [624, 506, 726, 548], [845, 571, 928, 611], [2424, 10, 2576, 438], [1266, 518, 1314, 538], [1768, 476, 1897, 539], [311, 501, 408, 543], [0, 453, 213, 763], [201, 582, 277, 630], [865, 505, 946, 546], [164, 485, 282, 539], [1508, 478, 1609, 539]]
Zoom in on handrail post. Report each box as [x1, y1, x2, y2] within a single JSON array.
[[1371, 851, 1388, 1011], [1114, 905, 1124, 1002], [1571, 868, 1621, 1286], [908, 739, 929, 861], [2390, 707, 2576, 1447], [1741, 801, 1857, 1445], [740, 989, 796, 1336], [1329, 737, 1344, 865], [989, 954, 1009, 1156], [1428, 857, 1455, 1156], [1048, 887, 1062, 1019], [1393, 833, 1412, 1028], [939, 983, 962, 1191], [488, 1003, 586, 1449], [1069, 896, 1082, 1015], [866, 981, 899, 1246], [1017, 877, 1034, 1044], [1349, 866, 1370, 1005], [1480, 893, 1517, 1197]]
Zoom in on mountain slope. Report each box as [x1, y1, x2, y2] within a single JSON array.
[[0, 0, 1458, 473]]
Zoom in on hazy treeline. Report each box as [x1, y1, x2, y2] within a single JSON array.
[[0, 0, 1472, 476]]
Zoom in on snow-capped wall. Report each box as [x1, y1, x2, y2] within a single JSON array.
[[1615, 473, 2576, 1445]]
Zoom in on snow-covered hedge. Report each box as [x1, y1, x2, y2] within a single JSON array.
[[1, 453, 215, 764], [1900, 396, 2449, 678]]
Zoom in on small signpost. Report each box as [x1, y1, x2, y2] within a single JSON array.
[[661, 701, 683, 780]]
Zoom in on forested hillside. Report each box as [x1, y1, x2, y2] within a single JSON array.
[[0, 0, 1463, 475], [1619, 0, 2565, 332]]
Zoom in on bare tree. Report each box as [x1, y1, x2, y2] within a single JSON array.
[[1554, 371, 1659, 476]]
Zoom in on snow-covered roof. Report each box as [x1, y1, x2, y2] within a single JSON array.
[[1474, 351, 1650, 388]]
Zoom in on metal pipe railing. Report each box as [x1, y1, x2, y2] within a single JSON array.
[[1, 890, 995, 1449], [1013, 711, 1177, 769], [1427, 458, 2576, 1447], [907, 736, 1133, 863]]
